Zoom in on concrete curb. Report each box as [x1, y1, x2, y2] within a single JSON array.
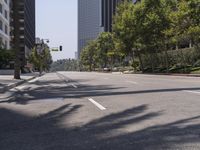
[[133, 73, 200, 77], [109, 71, 200, 77], [0, 76, 37, 93]]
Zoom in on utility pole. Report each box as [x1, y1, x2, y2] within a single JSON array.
[[13, 0, 21, 79]]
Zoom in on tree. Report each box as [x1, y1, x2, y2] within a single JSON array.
[[80, 40, 97, 71], [113, 0, 136, 58], [168, 0, 200, 48], [187, 0, 200, 50], [81, 0, 199, 73], [42, 48, 53, 71], [95, 32, 115, 68], [132, 0, 172, 72], [50, 59, 79, 72], [167, 0, 200, 72], [29, 47, 52, 74], [13, 0, 21, 79], [0, 49, 14, 69], [112, 0, 178, 72]]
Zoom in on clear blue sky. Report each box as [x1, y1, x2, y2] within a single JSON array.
[[36, 0, 77, 61]]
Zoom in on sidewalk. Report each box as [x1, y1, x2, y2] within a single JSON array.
[[0, 73, 39, 93], [145, 73, 200, 77], [121, 71, 200, 77]]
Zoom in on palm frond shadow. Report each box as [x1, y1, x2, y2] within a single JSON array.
[[0, 104, 200, 150]]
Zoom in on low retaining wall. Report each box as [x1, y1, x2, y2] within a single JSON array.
[[0, 70, 14, 75]]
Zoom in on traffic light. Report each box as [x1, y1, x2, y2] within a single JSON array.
[[59, 46, 63, 51]]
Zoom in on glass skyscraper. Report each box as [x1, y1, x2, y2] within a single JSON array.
[[78, 0, 102, 59], [78, 0, 138, 58]]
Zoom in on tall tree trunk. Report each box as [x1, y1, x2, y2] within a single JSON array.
[[136, 50, 144, 73], [89, 58, 92, 72], [13, 0, 21, 79], [164, 48, 169, 73], [180, 49, 187, 73], [150, 53, 155, 73]]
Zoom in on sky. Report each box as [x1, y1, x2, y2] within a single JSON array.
[[36, 0, 77, 61]]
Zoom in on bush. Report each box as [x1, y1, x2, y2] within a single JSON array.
[[193, 60, 200, 67], [131, 60, 140, 72], [141, 48, 200, 73], [0, 49, 14, 69]]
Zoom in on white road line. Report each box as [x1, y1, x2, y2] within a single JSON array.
[[183, 90, 200, 95], [28, 77, 39, 83], [126, 81, 138, 84], [71, 84, 78, 88], [8, 83, 15, 86], [88, 98, 106, 110], [15, 85, 27, 90]]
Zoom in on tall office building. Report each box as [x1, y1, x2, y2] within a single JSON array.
[[78, 0, 137, 58], [101, 0, 138, 32], [11, 0, 35, 68], [0, 0, 10, 49], [78, 0, 102, 59], [100, 0, 121, 32]]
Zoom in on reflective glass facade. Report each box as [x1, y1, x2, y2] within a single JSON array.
[[78, 0, 102, 59]]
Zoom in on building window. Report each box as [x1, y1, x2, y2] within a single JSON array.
[[0, 20, 2, 30], [4, 10, 8, 19], [0, 3, 2, 14], [4, 40, 7, 49], [0, 37, 3, 47], [5, 24, 8, 34]]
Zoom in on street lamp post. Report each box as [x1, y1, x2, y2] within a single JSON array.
[[35, 39, 49, 53], [36, 39, 62, 52]]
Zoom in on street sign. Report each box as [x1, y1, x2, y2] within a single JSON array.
[[51, 48, 59, 51]]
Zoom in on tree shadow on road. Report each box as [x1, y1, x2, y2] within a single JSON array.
[[0, 104, 200, 150], [0, 77, 127, 104], [1, 78, 200, 105]]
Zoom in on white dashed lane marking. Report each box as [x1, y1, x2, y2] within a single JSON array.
[[88, 98, 106, 111], [126, 81, 138, 84], [183, 90, 200, 95]]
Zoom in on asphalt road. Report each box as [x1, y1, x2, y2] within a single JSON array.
[[0, 72, 200, 150]]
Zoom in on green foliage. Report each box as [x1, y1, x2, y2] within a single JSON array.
[[80, 32, 125, 71], [113, 1, 136, 55], [29, 47, 53, 73], [81, 0, 200, 73], [0, 49, 14, 69], [169, 0, 200, 48], [141, 48, 200, 73], [95, 32, 115, 68], [51, 59, 79, 72], [80, 40, 97, 71], [112, 0, 174, 71]]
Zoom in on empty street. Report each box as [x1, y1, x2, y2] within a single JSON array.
[[0, 72, 200, 150]]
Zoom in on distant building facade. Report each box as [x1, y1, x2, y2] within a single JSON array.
[[78, 0, 103, 59], [11, 0, 36, 68], [101, 0, 138, 32], [100, 0, 120, 32], [75, 51, 78, 60], [78, 0, 138, 59], [0, 0, 10, 49]]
